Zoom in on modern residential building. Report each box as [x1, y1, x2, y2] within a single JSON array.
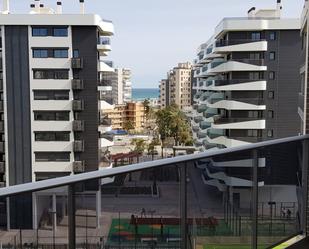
[[102, 102, 145, 131], [189, 1, 301, 205], [0, 0, 114, 228], [122, 68, 133, 103], [102, 67, 132, 105], [300, 0, 309, 134], [159, 62, 192, 110]]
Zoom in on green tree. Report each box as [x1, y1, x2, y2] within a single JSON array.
[[123, 120, 135, 132], [131, 138, 146, 155], [155, 104, 193, 156]]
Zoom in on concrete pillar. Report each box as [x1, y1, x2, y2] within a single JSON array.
[[32, 193, 38, 230], [6, 197, 10, 231], [229, 187, 234, 205], [52, 194, 57, 231], [96, 188, 101, 228]]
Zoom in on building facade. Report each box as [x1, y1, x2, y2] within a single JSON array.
[[300, 0, 309, 135], [159, 62, 192, 110], [189, 1, 301, 206], [103, 102, 145, 131], [0, 0, 114, 228]]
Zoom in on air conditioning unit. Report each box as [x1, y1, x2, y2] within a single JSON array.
[[72, 100, 84, 111], [73, 161, 85, 173], [73, 140, 84, 152], [72, 79, 84, 90], [71, 58, 83, 69], [72, 120, 85, 131]]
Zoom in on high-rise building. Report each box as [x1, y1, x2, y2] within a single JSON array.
[[102, 68, 132, 105], [159, 79, 169, 109], [189, 1, 301, 204], [300, 0, 309, 134], [0, 0, 114, 228], [159, 62, 192, 110]]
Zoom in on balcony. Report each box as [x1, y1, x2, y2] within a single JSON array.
[[212, 118, 266, 129], [0, 135, 307, 248], [72, 100, 84, 111], [71, 58, 83, 69], [98, 79, 112, 92], [72, 120, 84, 131], [73, 161, 85, 173], [73, 140, 84, 152], [214, 39, 267, 53], [207, 98, 266, 110], [97, 36, 112, 52], [207, 60, 267, 74], [207, 79, 267, 91], [72, 79, 84, 90], [100, 117, 112, 126]]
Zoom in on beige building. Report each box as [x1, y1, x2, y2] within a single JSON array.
[[103, 102, 145, 131], [159, 62, 192, 110], [159, 79, 168, 109]]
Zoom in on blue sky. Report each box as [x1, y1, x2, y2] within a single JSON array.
[[10, 0, 304, 88]]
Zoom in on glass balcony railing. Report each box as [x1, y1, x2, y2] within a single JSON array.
[[0, 135, 308, 249], [98, 36, 111, 45], [214, 79, 265, 86], [215, 39, 266, 47]]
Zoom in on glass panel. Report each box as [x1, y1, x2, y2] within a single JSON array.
[[54, 49, 68, 58], [53, 27, 68, 37], [257, 140, 302, 248], [192, 150, 253, 248]]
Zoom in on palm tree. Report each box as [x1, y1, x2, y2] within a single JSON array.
[[131, 138, 146, 155], [123, 120, 135, 133]]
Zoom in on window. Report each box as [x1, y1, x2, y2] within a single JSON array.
[[32, 28, 48, 36], [268, 110, 274, 118], [247, 130, 258, 137], [269, 52, 276, 60], [33, 69, 69, 80], [267, 130, 273, 137], [249, 72, 263, 80], [35, 132, 70, 141], [269, 71, 275, 80], [35, 152, 70, 162], [33, 90, 70, 100], [34, 111, 70, 121], [53, 27, 68, 37], [249, 53, 261, 60], [248, 111, 259, 118], [33, 49, 48, 58], [251, 32, 261, 41], [268, 91, 274, 99], [73, 50, 80, 58], [270, 32, 276, 40], [54, 49, 68, 58]]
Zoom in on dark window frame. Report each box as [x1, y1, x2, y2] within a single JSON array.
[[269, 71, 275, 80], [269, 52, 276, 61], [269, 32, 276, 40], [35, 152, 71, 162], [32, 27, 48, 37], [34, 111, 70, 121]]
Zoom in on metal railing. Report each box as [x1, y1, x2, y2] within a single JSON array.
[[0, 135, 309, 249]]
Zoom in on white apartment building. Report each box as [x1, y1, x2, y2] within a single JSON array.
[[0, 0, 114, 228]]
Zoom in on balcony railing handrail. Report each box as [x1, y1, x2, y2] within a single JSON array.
[[0, 134, 308, 197], [216, 39, 266, 47], [214, 117, 263, 124]]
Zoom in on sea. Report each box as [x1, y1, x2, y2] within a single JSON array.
[[132, 88, 159, 101]]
